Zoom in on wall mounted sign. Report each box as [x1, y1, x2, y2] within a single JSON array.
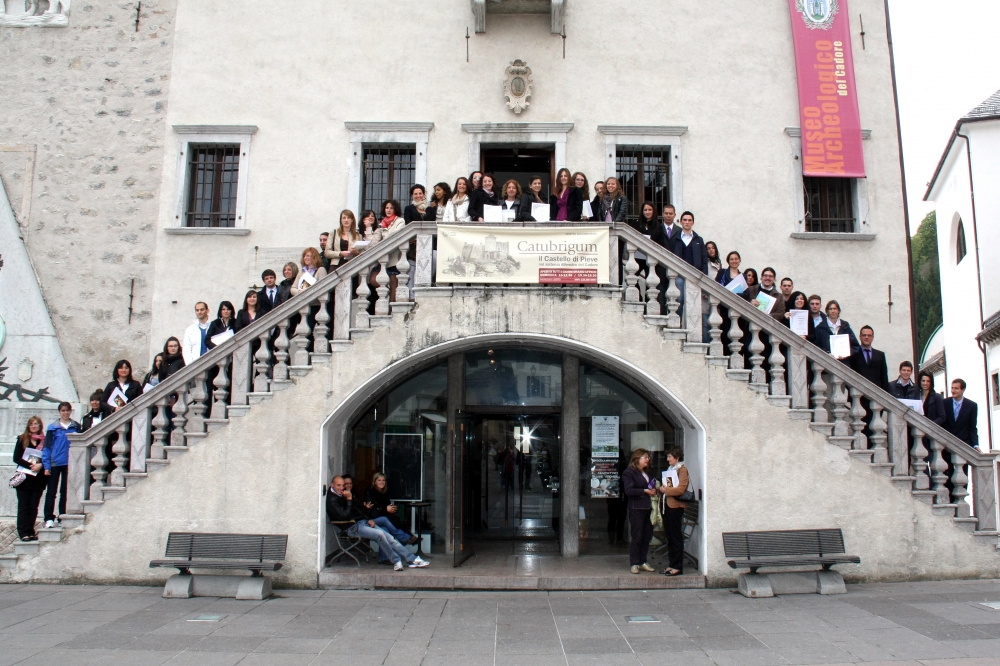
[[788, 0, 866, 177], [504, 60, 533, 114], [591, 416, 620, 498], [437, 225, 609, 285]]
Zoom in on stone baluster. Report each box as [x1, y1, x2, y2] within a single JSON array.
[[708, 295, 724, 357], [290, 304, 312, 367], [90, 433, 109, 501], [928, 437, 950, 504], [788, 349, 810, 410], [67, 435, 91, 513], [849, 387, 867, 450], [727, 309, 745, 370], [810, 362, 829, 425], [623, 243, 640, 304], [108, 421, 129, 487], [415, 234, 433, 286], [253, 331, 272, 392], [609, 232, 620, 286], [644, 257, 661, 316], [951, 453, 971, 517], [868, 401, 889, 463], [129, 406, 151, 472], [313, 290, 330, 349], [830, 375, 850, 438], [748, 322, 766, 391], [185, 371, 209, 435], [150, 394, 171, 459], [210, 356, 230, 420], [273, 321, 290, 381], [664, 268, 681, 328], [230, 341, 252, 408], [170, 386, 188, 447], [354, 268, 372, 328], [332, 278, 353, 348], [374, 257, 390, 316], [767, 335, 786, 396], [909, 425, 929, 489], [395, 242, 411, 302]]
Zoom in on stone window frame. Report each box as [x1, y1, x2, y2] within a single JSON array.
[[785, 127, 874, 241], [461, 123, 573, 175], [597, 126, 687, 214], [346, 122, 433, 216], [167, 125, 257, 236]]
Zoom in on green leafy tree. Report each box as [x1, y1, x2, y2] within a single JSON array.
[[911, 211, 943, 358]]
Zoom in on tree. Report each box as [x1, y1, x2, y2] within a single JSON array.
[[911, 211, 943, 359]]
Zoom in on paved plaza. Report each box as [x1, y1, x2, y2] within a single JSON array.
[[5, 580, 1000, 666]]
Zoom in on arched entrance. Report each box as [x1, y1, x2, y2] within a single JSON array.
[[319, 334, 706, 577]]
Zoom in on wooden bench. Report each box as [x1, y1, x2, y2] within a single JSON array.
[[722, 528, 860, 598], [150, 532, 288, 600]]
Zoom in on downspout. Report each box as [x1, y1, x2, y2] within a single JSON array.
[[883, 0, 919, 361], [955, 129, 994, 448]]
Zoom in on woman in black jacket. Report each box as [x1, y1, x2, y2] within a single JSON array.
[[500, 179, 522, 220], [142, 354, 164, 389], [468, 173, 500, 221], [920, 371, 946, 426], [517, 175, 547, 221], [621, 448, 658, 574], [550, 168, 583, 221], [103, 360, 142, 411], [236, 290, 261, 331], [403, 184, 438, 223], [595, 177, 627, 223], [205, 301, 238, 350], [13, 416, 47, 541], [160, 337, 185, 381], [277, 262, 298, 305]]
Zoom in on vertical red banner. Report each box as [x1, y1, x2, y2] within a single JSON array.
[[788, 0, 866, 177]]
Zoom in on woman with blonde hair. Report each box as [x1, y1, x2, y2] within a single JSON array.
[[277, 261, 298, 303], [621, 447, 658, 574], [13, 416, 47, 541], [291, 247, 327, 296], [325, 209, 361, 268], [500, 178, 523, 220], [363, 472, 417, 553], [549, 167, 583, 221], [444, 177, 471, 222], [596, 176, 627, 223]]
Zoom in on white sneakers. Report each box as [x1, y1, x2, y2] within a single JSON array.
[[393, 561, 404, 571], [45, 520, 55, 529], [409, 557, 430, 568]]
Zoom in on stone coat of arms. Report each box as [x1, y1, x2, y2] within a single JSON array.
[[503, 60, 533, 115]]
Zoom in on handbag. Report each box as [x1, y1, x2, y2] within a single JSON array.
[[677, 487, 695, 502], [9, 471, 26, 488]]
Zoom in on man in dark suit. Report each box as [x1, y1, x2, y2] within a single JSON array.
[[258, 269, 279, 314], [650, 204, 680, 248], [848, 325, 890, 392], [944, 378, 979, 449], [665, 211, 709, 275]]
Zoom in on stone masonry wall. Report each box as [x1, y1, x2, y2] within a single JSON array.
[[0, 0, 176, 397]]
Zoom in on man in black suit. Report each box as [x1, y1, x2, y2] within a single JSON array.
[[848, 325, 890, 392], [258, 269, 279, 314], [650, 204, 680, 247], [944, 378, 979, 449]]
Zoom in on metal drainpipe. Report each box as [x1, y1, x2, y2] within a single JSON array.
[[955, 129, 994, 448], [883, 0, 919, 362]]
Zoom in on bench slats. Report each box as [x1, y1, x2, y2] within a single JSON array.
[[150, 559, 283, 571], [723, 529, 846, 559], [164, 533, 288, 562]]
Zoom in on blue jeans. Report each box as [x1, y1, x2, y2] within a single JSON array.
[[372, 516, 411, 561], [349, 521, 414, 565]]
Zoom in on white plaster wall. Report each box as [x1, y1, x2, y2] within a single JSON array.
[[8, 291, 995, 587], [149, 0, 914, 371]]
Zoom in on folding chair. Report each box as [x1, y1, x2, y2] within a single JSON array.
[[325, 521, 370, 567]]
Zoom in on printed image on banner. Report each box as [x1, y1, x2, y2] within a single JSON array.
[[788, 0, 866, 178], [436, 225, 610, 284], [591, 415, 620, 498]]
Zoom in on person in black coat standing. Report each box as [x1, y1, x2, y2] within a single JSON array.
[[848, 326, 890, 392], [13, 416, 47, 541], [919, 371, 946, 426], [258, 269, 280, 314], [205, 301, 239, 350], [103, 360, 143, 411], [468, 173, 500, 221], [889, 361, 920, 400], [621, 448, 658, 575], [944, 378, 979, 449], [81, 390, 114, 432]]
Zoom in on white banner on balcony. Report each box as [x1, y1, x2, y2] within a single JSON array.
[[436, 225, 610, 284]]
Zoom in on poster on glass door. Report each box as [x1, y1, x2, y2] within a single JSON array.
[[591, 415, 620, 498]]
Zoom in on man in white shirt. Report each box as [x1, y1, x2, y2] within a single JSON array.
[[182, 302, 211, 364]]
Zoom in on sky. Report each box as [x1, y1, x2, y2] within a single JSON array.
[[887, 0, 1000, 228]]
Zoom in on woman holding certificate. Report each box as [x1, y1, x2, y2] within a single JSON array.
[[444, 178, 471, 222], [517, 176, 547, 221], [102, 360, 142, 410], [13, 416, 47, 542], [812, 300, 861, 361], [468, 174, 500, 222], [500, 179, 522, 221], [622, 448, 658, 575], [205, 301, 239, 349], [289, 248, 327, 297], [549, 168, 583, 222], [658, 446, 690, 576], [325, 210, 361, 269]]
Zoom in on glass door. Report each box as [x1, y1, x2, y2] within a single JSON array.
[[453, 412, 476, 567]]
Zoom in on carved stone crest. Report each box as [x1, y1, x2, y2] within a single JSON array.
[[503, 60, 533, 115]]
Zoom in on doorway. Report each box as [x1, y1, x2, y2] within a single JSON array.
[[481, 147, 553, 200], [454, 412, 561, 566]]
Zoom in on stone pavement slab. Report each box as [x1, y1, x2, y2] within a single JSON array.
[[4, 580, 1000, 664]]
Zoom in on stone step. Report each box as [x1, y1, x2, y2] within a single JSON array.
[[122, 472, 148, 487], [726, 369, 751, 383], [163, 446, 190, 460], [101, 486, 127, 500], [205, 418, 229, 433], [972, 531, 1000, 548], [58, 514, 86, 529], [37, 527, 63, 543], [911, 490, 937, 505], [953, 517, 978, 532], [869, 463, 895, 477], [663, 329, 689, 341], [288, 365, 312, 377], [932, 503, 958, 517], [682, 342, 709, 355], [247, 391, 274, 404], [849, 450, 875, 464], [227, 405, 251, 417], [0, 553, 17, 569], [706, 356, 729, 367], [81, 500, 104, 514], [13, 541, 40, 556], [270, 378, 294, 391], [889, 476, 915, 491], [146, 459, 171, 471], [788, 408, 814, 421]]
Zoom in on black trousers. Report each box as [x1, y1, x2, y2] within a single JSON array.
[[16, 484, 45, 538], [628, 508, 653, 566], [44, 465, 68, 521], [663, 506, 686, 572], [606, 497, 626, 542]]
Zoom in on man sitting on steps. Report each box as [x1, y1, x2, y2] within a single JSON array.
[[326, 475, 428, 571]]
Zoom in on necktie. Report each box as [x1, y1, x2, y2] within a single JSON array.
[[954, 402, 961, 420], [269, 289, 275, 303], [864, 349, 871, 364]]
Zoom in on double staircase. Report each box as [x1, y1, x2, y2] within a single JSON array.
[[3, 221, 997, 574]]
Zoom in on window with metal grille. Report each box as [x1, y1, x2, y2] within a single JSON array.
[[361, 145, 416, 215], [956, 219, 968, 264], [185, 144, 240, 227], [803, 177, 855, 233], [616, 147, 670, 226]]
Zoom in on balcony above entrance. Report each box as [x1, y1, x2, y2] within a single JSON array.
[[472, 0, 564, 34]]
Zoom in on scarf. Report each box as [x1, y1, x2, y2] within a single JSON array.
[[30, 433, 44, 448], [412, 198, 427, 213], [452, 194, 468, 205], [482, 187, 494, 198], [381, 214, 397, 229]]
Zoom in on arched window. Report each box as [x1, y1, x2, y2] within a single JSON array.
[[956, 218, 968, 264]]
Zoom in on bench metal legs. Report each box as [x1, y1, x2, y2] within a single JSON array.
[[737, 571, 847, 598], [163, 573, 273, 600]]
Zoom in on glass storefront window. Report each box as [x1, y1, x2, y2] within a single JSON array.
[[465, 349, 562, 407]]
